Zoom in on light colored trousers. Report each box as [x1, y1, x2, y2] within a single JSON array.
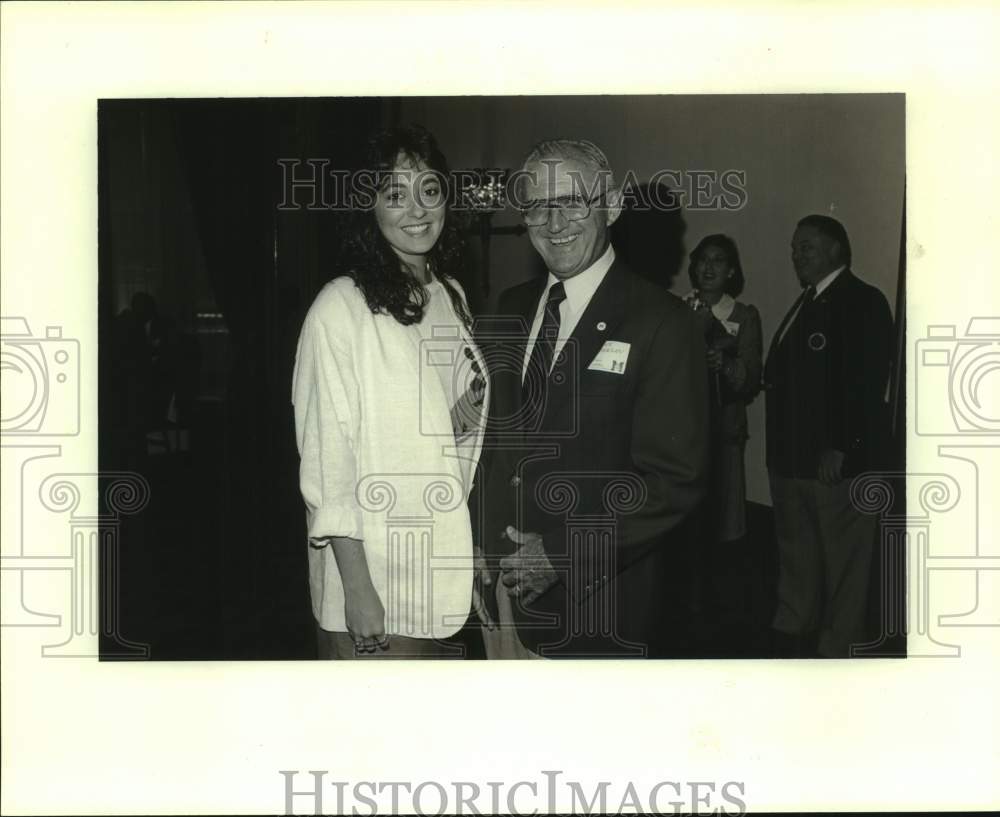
[[769, 473, 879, 657]]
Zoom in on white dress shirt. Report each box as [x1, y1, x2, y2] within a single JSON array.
[[777, 264, 845, 344], [522, 244, 616, 380], [814, 264, 846, 297]]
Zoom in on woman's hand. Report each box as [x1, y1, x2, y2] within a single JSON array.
[[344, 584, 387, 654], [326, 535, 388, 654]]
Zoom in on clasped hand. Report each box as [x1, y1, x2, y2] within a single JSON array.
[[706, 348, 724, 372], [817, 448, 845, 486], [498, 526, 558, 607]]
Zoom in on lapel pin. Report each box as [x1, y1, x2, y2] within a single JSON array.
[[597, 321, 607, 331], [808, 331, 827, 351]]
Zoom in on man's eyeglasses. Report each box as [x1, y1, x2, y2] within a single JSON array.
[[519, 191, 605, 227]]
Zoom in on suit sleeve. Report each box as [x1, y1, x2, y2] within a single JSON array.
[[291, 302, 364, 542], [474, 287, 519, 478], [563, 307, 711, 601], [827, 286, 893, 468]]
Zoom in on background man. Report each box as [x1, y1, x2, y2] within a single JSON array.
[[473, 138, 709, 658], [764, 214, 893, 658]]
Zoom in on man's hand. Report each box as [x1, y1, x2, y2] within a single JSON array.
[[706, 348, 724, 372], [817, 448, 845, 486], [498, 526, 558, 607], [471, 545, 495, 630]]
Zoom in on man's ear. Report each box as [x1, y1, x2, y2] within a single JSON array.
[[826, 236, 842, 265], [604, 187, 624, 227]]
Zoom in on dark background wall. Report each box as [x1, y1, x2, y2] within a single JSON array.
[[100, 98, 384, 658]]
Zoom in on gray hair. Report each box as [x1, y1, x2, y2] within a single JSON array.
[[518, 138, 618, 194]]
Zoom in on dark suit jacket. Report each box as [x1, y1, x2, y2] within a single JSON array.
[[471, 259, 710, 657], [764, 269, 893, 479]]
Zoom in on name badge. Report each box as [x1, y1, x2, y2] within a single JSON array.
[[588, 340, 631, 375]]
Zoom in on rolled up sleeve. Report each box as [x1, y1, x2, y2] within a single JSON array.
[[292, 303, 363, 542]]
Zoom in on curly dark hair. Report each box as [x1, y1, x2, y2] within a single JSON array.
[[687, 233, 745, 297], [341, 125, 471, 328]]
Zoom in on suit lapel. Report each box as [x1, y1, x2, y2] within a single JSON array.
[[766, 269, 855, 373], [483, 277, 544, 446], [815, 267, 853, 305], [768, 291, 804, 359]]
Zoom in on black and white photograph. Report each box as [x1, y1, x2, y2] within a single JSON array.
[[3, 3, 997, 816], [98, 94, 906, 661]]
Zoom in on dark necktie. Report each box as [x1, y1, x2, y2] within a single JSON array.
[[522, 281, 566, 425]]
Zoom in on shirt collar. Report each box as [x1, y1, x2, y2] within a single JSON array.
[[710, 293, 736, 322], [544, 244, 615, 313], [814, 265, 846, 297]]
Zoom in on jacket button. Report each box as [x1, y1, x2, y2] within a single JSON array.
[[509, 474, 521, 487]]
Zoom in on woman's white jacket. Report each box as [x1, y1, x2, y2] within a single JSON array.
[[292, 276, 488, 638]]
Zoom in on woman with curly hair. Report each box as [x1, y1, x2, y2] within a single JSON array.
[[292, 125, 489, 659]]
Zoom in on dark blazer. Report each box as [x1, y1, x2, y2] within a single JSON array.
[[764, 269, 893, 479], [471, 259, 710, 657]]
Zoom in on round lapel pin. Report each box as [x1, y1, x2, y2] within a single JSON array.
[[597, 321, 607, 331]]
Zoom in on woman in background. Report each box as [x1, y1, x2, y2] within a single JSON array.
[[683, 234, 763, 646], [292, 125, 488, 659]]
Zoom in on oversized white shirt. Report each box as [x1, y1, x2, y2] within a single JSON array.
[[291, 275, 488, 638]]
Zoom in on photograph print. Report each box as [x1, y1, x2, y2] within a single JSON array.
[[97, 93, 905, 661]]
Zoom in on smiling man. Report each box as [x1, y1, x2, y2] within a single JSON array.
[[472, 139, 710, 658], [764, 214, 893, 658]]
